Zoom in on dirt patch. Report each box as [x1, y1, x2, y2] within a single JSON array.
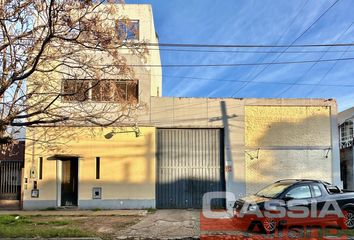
[[29, 215, 142, 239]]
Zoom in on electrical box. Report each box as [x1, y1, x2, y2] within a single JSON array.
[[29, 167, 36, 179], [92, 187, 102, 199], [31, 189, 39, 198]]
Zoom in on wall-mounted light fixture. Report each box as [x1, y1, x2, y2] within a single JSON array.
[[104, 125, 142, 139]]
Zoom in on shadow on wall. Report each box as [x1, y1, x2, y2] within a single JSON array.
[[156, 178, 226, 209], [23, 178, 227, 210], [244, 108, 333, 195], [25, 128, 155, 177], [23, 127, 230, 209], [23, 130, 156, 207]]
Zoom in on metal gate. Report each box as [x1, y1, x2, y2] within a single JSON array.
[[0, 161, 22, 200], [156, 128, 225, 209]]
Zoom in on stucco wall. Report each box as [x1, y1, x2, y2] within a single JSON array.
[[23, 97, 339, 209], [23, 127, 156, 209], [148, 97, 246, 208], [26, 4, 161, 126], [115, 4, 162, 97], [148, 97, 340, 206], [244, 106, 333, 194]]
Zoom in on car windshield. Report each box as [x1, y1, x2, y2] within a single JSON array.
[[256, 182, 293, 198]]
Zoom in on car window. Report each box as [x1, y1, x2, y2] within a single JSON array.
[[285, 185, 311, 199], [256, 182, 293, 198], [312, 185, 322, 197]]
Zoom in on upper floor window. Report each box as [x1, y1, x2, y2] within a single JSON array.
[[340, 120, 353, 148], [91, 80, 138, 102], [62, 79, 138, 103], [62, 79, 90, 102], [117, 20, 139, 40]]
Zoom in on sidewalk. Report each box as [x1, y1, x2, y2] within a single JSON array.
[[0, 209, 147, 216], [116, 209, 200, 239]]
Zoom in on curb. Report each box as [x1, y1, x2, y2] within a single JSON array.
[[0, 238, 102, 240]]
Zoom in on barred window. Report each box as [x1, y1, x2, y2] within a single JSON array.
[[92, 80, 138, 102], [340, 120, 353, 143], [62, 79, 138, 103], [117, 20, 139, 40], [62, 79, 90, 102]]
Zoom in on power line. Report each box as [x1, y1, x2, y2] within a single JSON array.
[[305, 42, 354, 97], [5, 51, 354, 67], [151, 48, 354, 54], [230, 0, 341, 97], [276, 20, 354, 97], [142, 42, 354, 48], [146, 73, 354, 88], [4, 40, 354, 49], [229, 0, 309, 97], [120, 56, 354, 68]]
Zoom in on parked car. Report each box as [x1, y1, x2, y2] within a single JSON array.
[[233, 179, 354, 233]]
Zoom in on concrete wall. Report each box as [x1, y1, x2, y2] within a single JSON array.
[[114, 4, 162, 97], [244, 106, 332, 194], [23, 127, 156, 209], [147, 97, 340, 208], [148, 97, 245, 208], [23, 97, 340, 209]]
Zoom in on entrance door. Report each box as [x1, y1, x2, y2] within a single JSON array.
[[61, 159, 78, 206]]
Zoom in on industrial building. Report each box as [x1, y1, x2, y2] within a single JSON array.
[[18, 4, 341, 210]]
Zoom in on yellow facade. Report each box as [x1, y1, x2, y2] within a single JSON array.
[[24, 127, 156, 203], [244, 106, 333, 194], [245, 106, 331, 147]]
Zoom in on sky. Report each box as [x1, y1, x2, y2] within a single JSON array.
[[126, 0, 354, 111]]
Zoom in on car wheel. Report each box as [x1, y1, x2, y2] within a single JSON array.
[[262, 218, 277, 233], [343, 210, 354, 229]]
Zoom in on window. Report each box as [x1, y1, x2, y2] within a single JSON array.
[[96, 157, 100, 180], [91, 80, 138, 102], [285, 185, 311, 199], [256, 182, 293, 198], [62, 79, 138, 103], [340, 120, 353, 147], [62, 79, 90, 102], [39, 157, 43, 180], [117, 20, 139, 40], [312, 185, 322, 197], [326, 185, 341, 194]]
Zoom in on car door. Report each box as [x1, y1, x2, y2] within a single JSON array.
[[310, 183, 339, 223], [282, 184, 313, 225]]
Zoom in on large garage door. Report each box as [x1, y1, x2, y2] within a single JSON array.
[[156, 129, 225, 209]]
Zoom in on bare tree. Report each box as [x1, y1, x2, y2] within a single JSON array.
[[0, 0, 148, 145]]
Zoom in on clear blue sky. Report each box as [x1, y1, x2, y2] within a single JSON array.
[[126, 0, 354, 111]]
